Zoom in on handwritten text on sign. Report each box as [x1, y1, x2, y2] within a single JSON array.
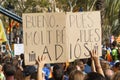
[[66, 12, 101, 61], [23, 12, 101, 65]]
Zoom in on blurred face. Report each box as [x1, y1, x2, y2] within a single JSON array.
[[77, 61, 85, 71], [112, 66, 120, 72], [105, 69, 114, 79]]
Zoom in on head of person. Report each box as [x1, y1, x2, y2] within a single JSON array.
[[84, 72, 106, 80], [69, 70, 84, 80], [52, 64, 64, 80], [20, 54, 24, 60], [75, 59, 85, 71], [104, 69, 114, 80], [112, 41, 117, 48], [100, 60, 110, 71], [66, 63, 77, 76], [112, 62, 120, 72], [111, 71, 120, 80], [3, 62, 15, 76]]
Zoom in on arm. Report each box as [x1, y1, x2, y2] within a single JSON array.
[[91, 50, 104, 76], [91, 58, 96, 72], [88, 49, 96, 72], [36, 55, 45, 80]]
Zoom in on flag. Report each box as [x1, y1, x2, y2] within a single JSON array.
[[0, 19, 7, 43]]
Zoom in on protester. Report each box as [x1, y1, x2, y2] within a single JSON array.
[[69, 70, 84, 80], [64, 63, 77, 80], [111, 41, 119, 61], [84, 72, 106, 80], [83, 49, 106, 80], [104, 69, 114, 80], [43, 64, 51, 80], [112, 62, 120, 72], [49, 64, 64, 80], [0, 65, 5, 80], [36, 55, 46, 80], [90, 50, 104, 76], [111, 71, 120, 80], [3, 61, 15, 80], [1, 41, 120, 80], [75, 59, 86, 74]]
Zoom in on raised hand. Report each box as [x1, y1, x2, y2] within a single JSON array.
[[36, 55, 46, 68], [36, 55, 46, 80]]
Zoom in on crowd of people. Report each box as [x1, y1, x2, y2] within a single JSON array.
[[0, 41, 120, 80]]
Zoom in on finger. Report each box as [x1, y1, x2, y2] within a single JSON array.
[[43, 56, 46, 60], [95, 49, 96, 54], [94, 49, 96, 55], [94, 49, 98, 56], [35, 59, 38, 64], [38, 55, 41, 62], [36, 56, 40, 64], [41, 55, 46, 61], [89, 51, 92, 57], [41, 55, 43, 61], [92, 49, 94, 57]]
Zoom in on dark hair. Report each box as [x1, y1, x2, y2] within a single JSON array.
[[3, 63, 15, 76], [53, 64, 64, 80], [20, 54, 24, 60], [30, 72, 37, 80], [114, 62, 120, 68], [66, 63, 77, 75], [69, 70, 84, 80], [112, 41, 117, 47], [84, 72, 106, 80], [111, 71, 120, 80], [104, 69, 114, 80]]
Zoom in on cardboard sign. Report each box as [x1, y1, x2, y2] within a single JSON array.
[[66, 12, 101, 61], [23, 11, 101, 65], [14, 44, 24, 55]]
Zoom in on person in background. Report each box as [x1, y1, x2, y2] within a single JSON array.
[[84, 49, 105, 80], [111, 71, 120, 80], [75, 59, 86, 74], [112, 62, 120, 72], [117, 48, 120, 61], [84, 72, 105, 80], [104, 69, 114, 80], [43, 64, 50, 80], [0, 65, 5, 80], [49, 64, 64, 80], [111, 41, 119, 61], [3, 62, 15, 80], [64, 63, 77, 80], [36, 55, 46, 80], [69, 70, 84, 80]]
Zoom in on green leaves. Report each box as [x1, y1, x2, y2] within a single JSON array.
[[104, 0, 120, 36]]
